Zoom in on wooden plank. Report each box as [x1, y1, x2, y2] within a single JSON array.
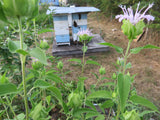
[[52, 34, 109, 56]]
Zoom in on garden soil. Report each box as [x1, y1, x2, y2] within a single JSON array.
[[46, 13, 160, 109]]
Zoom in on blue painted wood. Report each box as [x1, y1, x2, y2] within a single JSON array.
[[72, 25, 87, 34], [40, 0, 59, 6], [56, 34, 70, 43], [72, 13, 87, 20], [46, 7, 100, 15], [53, 15, 68, 21]]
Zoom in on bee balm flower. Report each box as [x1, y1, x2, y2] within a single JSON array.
[[115, 2, 154, 25]]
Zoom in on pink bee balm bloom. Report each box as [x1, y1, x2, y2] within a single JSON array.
[[115, 2, 155, 25], [77, 28, 92, 36]]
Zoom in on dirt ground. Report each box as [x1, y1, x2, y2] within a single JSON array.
[[47, 13, 160, 108]]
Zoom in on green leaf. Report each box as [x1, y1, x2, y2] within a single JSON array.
[[86, 112, 101, 119], [45, 73, 63, 84], [101, 100, 114, 109], [139, 110, 155, 117], [0, 2, 8, 23], [68, 58, 81, 64], [0, 83, 17, 96], [14, 41, 28, 50], [87, 90, 112, 100], [16, 49, 29, 56], [86, 60, 100, 66], [135, 20, 145, 36], [30, 102, 43, 120], [130, 95, 158, 111], [73, 108, 97, 117], [99, 42, 123, 53], [126, 62, 132, 69], [118, 73, 131, 113], [46, 95, 51, 106], [38, 29, 54, 34], [85, 100, 97, 111], [29, 47, 48, 65], [121, 20, 136, 40], [47, 86, 63, 104], [95, 115, 105, 120], [131, 44, 160, 54], [8, 39, 28, 53], [34, 80, 50, 89], [8, 39, 18, 53], [15, 113, 25, 120]]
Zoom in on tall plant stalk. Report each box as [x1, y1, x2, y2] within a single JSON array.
[[82, 42, 86, 74], [17, 17, 29, 120], [116, 40, 132, 120]]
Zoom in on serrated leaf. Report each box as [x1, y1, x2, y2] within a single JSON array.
[[101, 100, 114, 109], [86, 112, 101, 119], [130, 44, 160, 54], [14, 41, 28, 50], [16, 49, 29, 56], [130, 95, 158, 111], [46, 95, 51, 106], [38, 29, 54, 34], [15, 113, 25, 120], [73, 108, 97, 117], [99, 42, 123, 53], [45, 73, 63, 84], [29, 47, 48, 65], [87, 90, 112, 100], [85, 100, 96, 111], [8, 39, 28, 53], [34, 80, 50, 89], [30, 102, 43, 120], [95, 115, 105, 120], [68, 58, 81, 64], [8, 39, 18, 53], [47, 86, 63, 104], [86, 60, 100, 66], [125, 62, 132, 69], [139, 110, 155, 117], [118, 73, 131, 113], [0, 83, 17, 96], [0, 2, 8, 23]]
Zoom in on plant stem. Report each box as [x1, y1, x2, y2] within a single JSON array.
[[122, 40, 132, 74], [82, 43, 86, 74], [6, 96, 18, 120], [116, 40, 132, 120], [18, 17, 29, 120], [33, 19, 38, 46], [115, 104, 120, 120]]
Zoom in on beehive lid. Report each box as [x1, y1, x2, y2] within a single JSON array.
[[46, 6, 100, 15]]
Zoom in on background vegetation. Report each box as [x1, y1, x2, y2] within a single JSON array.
[[68, 0, 160, 30]]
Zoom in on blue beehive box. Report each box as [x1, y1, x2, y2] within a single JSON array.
[[40, 0, 59, 6], [47, 7, 100, 45]]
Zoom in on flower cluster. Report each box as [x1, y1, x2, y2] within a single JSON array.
[[115, 2, 154, 25], [77, 28, 92, 36]]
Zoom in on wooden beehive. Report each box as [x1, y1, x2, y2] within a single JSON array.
[[40, 0, 59, 6], [47, 7, 100, 45]]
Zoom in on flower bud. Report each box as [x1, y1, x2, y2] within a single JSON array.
[[31, 57, 43, 70], [99, 66, 106, 75], [57, 61, 63, 70], [40, 39, 49, 50], [67, 92, 82, 108]]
